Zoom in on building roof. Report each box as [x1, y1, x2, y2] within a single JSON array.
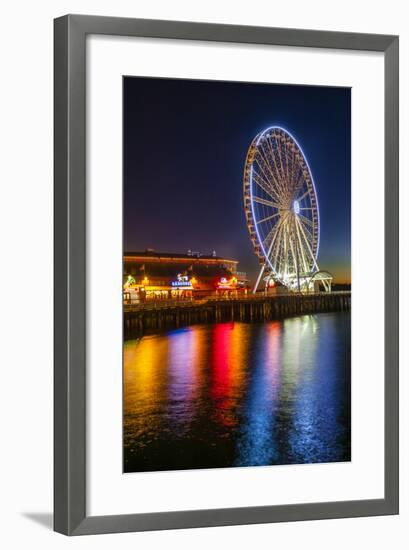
[[124, 250, 238, 263]]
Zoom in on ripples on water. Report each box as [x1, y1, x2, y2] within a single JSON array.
[[124, 312, 351, 473]]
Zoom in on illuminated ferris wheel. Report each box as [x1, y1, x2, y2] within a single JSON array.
[[243, 126, 332, 293]]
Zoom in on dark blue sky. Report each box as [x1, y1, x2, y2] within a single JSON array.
[[124, 77, 351, 284]]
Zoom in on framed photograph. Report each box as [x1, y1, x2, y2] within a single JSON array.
[[54, 14, 399, 535]]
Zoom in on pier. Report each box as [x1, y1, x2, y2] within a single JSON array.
[[124, 291, 351, 340]]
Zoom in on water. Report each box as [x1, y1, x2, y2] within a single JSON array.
[[124, 312, 351, 473]]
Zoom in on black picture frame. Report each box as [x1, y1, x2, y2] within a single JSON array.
[[54, 14, 399, 535]]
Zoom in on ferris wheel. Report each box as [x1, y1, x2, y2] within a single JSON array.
[[243, 126, 331, 293]]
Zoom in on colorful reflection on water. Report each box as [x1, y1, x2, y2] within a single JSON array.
[[124, 312, 351, 472]]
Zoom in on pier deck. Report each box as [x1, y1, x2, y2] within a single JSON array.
[[124, 291, 351, 340]]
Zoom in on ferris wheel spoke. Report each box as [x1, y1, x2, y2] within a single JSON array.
[[288, 229, 299, 279], [294, 188, 310, 203], [264, 138, 281, 180], [281, 224, 288, 278], [254, 156, 283, 201], [288, 147, 298, 191], [258, 142, 287, 197], [294, 241, 306, 275], [295, 216, 319, 271], [283, 221, 293, 272], [252, 196, 280, 209], [263, 213, 287, 255], [289, 170, 306, 201], [297, 212, 314, 227], [292, 176, 305, 199], [252, 169, 281, 202], [298, 223, 315, 255], [295, 221, 311, 274], [270, 220, 286, 272], [280, 139, 289, 182], [276, 140, 287, 189], [284, 225, 294, 279], [264, 139, 287, 196], [297, 216, 315, 257], [298, 216, 314, 240], [257, 143, 280, 183], [283, 139, 292, 183], [289, 215, 308, 277], [275, 214, 292, 264], [253, 155, 271, 184], [256, 212, 280, 225]]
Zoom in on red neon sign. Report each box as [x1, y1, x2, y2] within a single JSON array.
[[217, 276, 237, 289]]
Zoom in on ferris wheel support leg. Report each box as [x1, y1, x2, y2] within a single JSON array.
[[253, 265, 265, 294]]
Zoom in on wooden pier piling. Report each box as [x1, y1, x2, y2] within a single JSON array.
[[124, 292, 351, 340]]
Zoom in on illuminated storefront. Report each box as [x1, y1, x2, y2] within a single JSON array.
[[123, 250, 248, 303], [216, 275, 241, 298]]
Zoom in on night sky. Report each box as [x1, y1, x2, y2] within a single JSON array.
[[124, 77, 351, 284]]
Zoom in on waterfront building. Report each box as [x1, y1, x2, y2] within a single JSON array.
[[123, 250, 249, 303]]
